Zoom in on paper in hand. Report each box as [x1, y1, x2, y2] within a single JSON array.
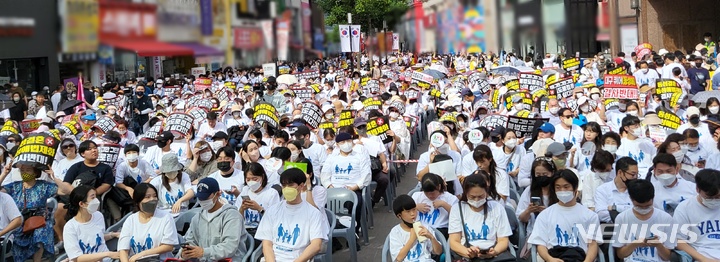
[[429, 159, 457, 181]]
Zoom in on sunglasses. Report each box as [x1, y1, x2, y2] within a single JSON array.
[[62, 144, 76, 149]]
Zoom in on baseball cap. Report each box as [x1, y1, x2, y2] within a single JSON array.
[[489, 126, 505, 137], [157, 131, 174, 142], [196, 177, 220, 200], [354, 116, 368, 128], [614, 57, 624, 65], [538, 122, 555, 133], [686, 106, 700, 117], [546, 142, 567, 157], [335, 132, 352, 143]]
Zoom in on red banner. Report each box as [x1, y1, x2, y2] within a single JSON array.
[[99, 0, 157, 41], [233, 27, 263, 49]]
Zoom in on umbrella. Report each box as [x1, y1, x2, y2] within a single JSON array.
[[0, 94, 16, 112], [276, 74, 298, 85], [490, 65, 520, 76], [430, 64, 449, 75], [542, 68, 565, 76], [690, 90, 720, 106], [58, 99, 83, 112], [422, 69, 446, 80], [515, 66, 536, 72]]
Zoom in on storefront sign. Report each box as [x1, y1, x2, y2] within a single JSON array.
[[0, 17, 35, 37], [234, 27, 263, 49], [153, 56, 163, 80], [199, 0, 212, 35], [99, 1, 157, 41], [60, 0, 99, 53], [157, 0, 200, 42], [191, 67, 205, 77]]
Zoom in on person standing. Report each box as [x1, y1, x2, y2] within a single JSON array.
[[131, 85, 153, 134], [687, 56, 711, 94], [51, 84, 64, 112]]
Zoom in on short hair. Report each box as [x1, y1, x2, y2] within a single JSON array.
[[683, 128, 700, 139], [217, 146, 236, 160], [124, 143, 140, 154], [421, 173, 445, 193], [244, 162, 268, 189], [279, 168, 306, 186], [270, 147, 291, 161], [616, 157, 638, 173], [207, 112, 218, 120], [275, 130, 290, 143], [548, 169, 580, 205], [78, 140, 97, 155], [591, 150, 615, 172], [697, 169, 720, 197], [664, 53, 676, 61], [393, 194, 417, 216], [617, 52, 625, 57], [653, 153, 677, 168], [627, 179, 655, 203], [558, 108, 572, 117]]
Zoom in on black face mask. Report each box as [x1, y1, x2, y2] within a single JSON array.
[[534, 176, 552, 188], [398, 215, 414, 228], [491, 136, 500, 143], [217, 161, 232, 173], [690, 116, 700, 125], [156, 140, 168, 148], [136, 92, 144, 97]]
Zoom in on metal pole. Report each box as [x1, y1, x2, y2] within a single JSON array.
[[271, 1, 278, 74], [348, 13, 354, 72]]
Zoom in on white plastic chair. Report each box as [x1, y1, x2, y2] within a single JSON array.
[[325, 188, 359, 262], [242, 233, 255, 262]]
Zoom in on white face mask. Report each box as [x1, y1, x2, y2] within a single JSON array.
[[504, 139, 517, 149], [709, 106, 720, 114], [580, 104, 591, 113], [325, 140, 335, 147], [514, 104, 524, 111], [641, 68, 649, 74], [626, 110, 638, 116], [247, 180, 262, 191], [199, 195, 216, 211], [200, 151, 212, 162], [467, 199, 486, 208], [108, 110, 116, 115], [390, 112, 400, 119], [702, 197, 720, 209], [596, 171, 612, 180], [632, 127, 643, 138], [556, 191, 575, 204], [339, 142, 353, 153], [290, 151, 300, 162], [603, 144, 618, 154], [436, 144, 450, 154], [656, 173, 676, 187], [126, 153, 139, 163], [86, 198, 100, 213], [672, 150, 685, 164], [590, 94, 600, 100], [6, 142, 15, 149], [549, 107, 560, 115], [633, 206, 653, 215]]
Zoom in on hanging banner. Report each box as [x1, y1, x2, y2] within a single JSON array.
[[276, 11, 291, 60], [14, 132, 61, 167], [657, 107, 681, 130], [253, 102, 279, 128], [97, 143, 121, 167], [0, 121, 19, 136], [656, 79, 683, 108], [93, 116, 117, 133], [291, 87, 314, 100], [294, 70, 319, 80], [165, 113, 194, 137], [194, 78, 212, 91], [506, 116, 550, 138], [550, 83, 567, 101], [339, 25, 351, 52], [20, 119, 42, 134], [362, 97, 382, 111], [337, 109, 356, 127], [562, 58, 581, 71], [392, 33, 399, 50], [367, 116, 392, 144], [186, 107, 208, 127], [603, 75, 638, 99], [350, 25, 361, 53], [301, 101, 322, 129], [478, 115, 508, 130]]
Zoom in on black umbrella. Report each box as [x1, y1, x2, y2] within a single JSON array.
[[58, 99, 83, 112], [0, 94, 16, 112]]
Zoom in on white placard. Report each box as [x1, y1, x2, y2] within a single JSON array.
[[191, 67, 205, 78], [263, 63, 277, 78], [430, 159, 457, 181]]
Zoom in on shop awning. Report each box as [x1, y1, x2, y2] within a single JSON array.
[[174, 42, 224, 57], [101, 40, 194, 57]]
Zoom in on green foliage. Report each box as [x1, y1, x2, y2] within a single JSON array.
[[317, 0, 409, 33], [327, 24, 341, 43]]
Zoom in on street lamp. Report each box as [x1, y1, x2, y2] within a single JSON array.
[[630, 0, 640, 10]]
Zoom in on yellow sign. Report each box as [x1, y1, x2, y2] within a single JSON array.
[[62, 0, 99, 53]]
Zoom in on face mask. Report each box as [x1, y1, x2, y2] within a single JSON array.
[[6, 142, 15, 149], [590, 94, 600, 100], [601, 144, 617, 154], [575, 93, 585, 99], [549, 107, 559, 115], [290, 151, 300, 162], [672, 150, 684, 163], [688, 145, 699, 151], [165, 172, 178, 180], [325, 113, 333, 119], [326, 140, 335, 147], [21, 172, 35, 182], [467, 199, 486, 208], [233, 112, 242, 118], [126, 153, 139, 162], [141, 200, 158, 214], [690, 117, 700, 125], [437, 144, 450, 154], [709, 106, 720, 114], [247, 180, 262, 191], [390, 112, 400, 119], [556, 191, 575, 204], [200, 151, 212, 162], [626, 110, 638, 116], [632, 128, 643, 138], [553, 158, 567, 169], [390, 91, 397, 95], [514, 104, 524, 111], [339, 142, 353, 153], [282, 187, 299, 202], [534, 176, 552, 187], [13, 97, 20, 103], [86, 198, 101, 213], [505, 139, 518, 149], [212, 141, 224, 150], [151, 101, 158, 108], [199, 195, 216, 211], [702, 197, 720, 209], [597, 171, 612, 180], [633, 206, 653, 215], [656, 173, 676, 187], [562, 117, 573, 126], [108, 110, 116, 115], [641, 68, 649, 74], [217, 161, 232, 172], [696, 62, 703, 68], [118, 129, 127, 135]]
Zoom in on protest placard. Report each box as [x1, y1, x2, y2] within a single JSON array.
[[656, 79, 683, 108], [363, 97, 382, 111], [478, 115, 508, 130], [603, 75, 638, 99], [97, 143, 122, 167], [93, 117, 117, 133], [194, 78, 212, 91], [253, 102, 279, 128], [562, 58, 581, 71], [20, 119, 41, 134], [301, 102, 322, 129], [337, 110, 356, 127], [165, 113, 194, 137], [657, 107, 681, 130], [506, 116, 549, 138], [14, 132, 60, 167], [294, 70, 320, 80], [186, 107, 209, 127], [547, 77, 575, 99], [0, 121, 18, 136], [292, 87, 314, 100], [504, 79, 520, 91]]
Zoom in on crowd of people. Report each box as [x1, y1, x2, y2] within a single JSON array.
[[0, 41, 719, 262]]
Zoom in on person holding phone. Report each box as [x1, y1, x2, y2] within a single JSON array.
[[236, 163, 280, 236], [517, 157, 557, 230], [208, 146, 245, 206], [612, 179, 675, 261]]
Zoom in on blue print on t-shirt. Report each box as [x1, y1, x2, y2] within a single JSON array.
[[130, 234, 154, 254], [165, 190, 184, 206], [79, 234, 103, 254], [406, 242, 424, 261], [334, 164, 353, 175], [464, 222, 490, 241], [276, 223, 301, 245], [419, 209, 440, 225], [555, 225, 580, 246]]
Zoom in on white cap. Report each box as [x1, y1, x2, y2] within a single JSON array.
[[658, 49, 669, 56], [686, 106, 700, 117]]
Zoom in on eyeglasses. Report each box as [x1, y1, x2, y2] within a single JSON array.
[[62, 144, 76, 150]]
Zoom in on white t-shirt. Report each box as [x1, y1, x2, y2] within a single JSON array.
[[320, 149, 371, 189], [255, 201, 329, 261], [612, 208, 676, 262], [594, 181, 633, 223], [149, 172, 193, 210], [63, 212, 111, 262], [0, 191, 21, 232], [302, 143, 328, 178], [652, 177, 696, 216], [616, 138, 656, 176], [115, 159, 156, 185], [236, 185, 281, 228], [208, 169, 245, 206], [51, 155, 84, 181], [553, 124, 583, 145], [412, 191, 458, 229], [491, 145, 526, 184], [448, 201, 512, 249], [633, 69, 660, 88], [388, 224, 435, 262], [118, 210, 179, 260], [528, 203, 603, 252], [197, 122, 228, 140], [674, 197, 720, 259], [142, 146, 176, 171]]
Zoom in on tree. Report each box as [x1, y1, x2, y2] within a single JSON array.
[[316, 0, 409, 33]]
